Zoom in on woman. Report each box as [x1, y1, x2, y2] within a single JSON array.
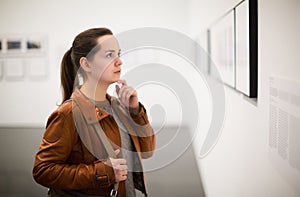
[[33, 27, 156, 197]]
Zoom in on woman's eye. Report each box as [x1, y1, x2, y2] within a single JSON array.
[[106, 53, 112, 58]]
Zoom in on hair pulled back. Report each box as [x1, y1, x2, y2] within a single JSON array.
[[60, 28, 113, 104]]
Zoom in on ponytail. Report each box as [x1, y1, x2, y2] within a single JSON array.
[[60, 48, 78, 104]]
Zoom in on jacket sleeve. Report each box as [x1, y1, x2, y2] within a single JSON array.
[[32, 110, 115, 190], [129, 103, 156, 159]]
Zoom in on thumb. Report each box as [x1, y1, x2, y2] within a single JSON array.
[[114, 149, 120, 156], [115, 84, 120, 95]]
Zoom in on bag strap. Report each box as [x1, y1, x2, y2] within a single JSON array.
[[73, 99, 119, 197], [91, 123, 119, 197]]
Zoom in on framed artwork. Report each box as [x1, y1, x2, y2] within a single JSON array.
[[207, 0, 258, 98], [0, 34, 48, 81], [235, 0, 258, 98], [6, 38, 23, 53], [208, 9, 235, 88], [25, 35, 47, 54]]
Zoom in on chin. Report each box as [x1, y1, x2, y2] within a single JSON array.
[[114, 76, 121, 81]]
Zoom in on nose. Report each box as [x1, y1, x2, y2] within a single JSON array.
[[115, 56, 123, 66]]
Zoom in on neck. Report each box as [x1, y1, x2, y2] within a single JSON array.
[[80, 81, 109, 101]]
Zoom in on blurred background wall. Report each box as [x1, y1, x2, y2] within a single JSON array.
[[0, 0, 190, 126]]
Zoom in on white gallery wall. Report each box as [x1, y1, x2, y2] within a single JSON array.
[[189, 0, 300, 196]]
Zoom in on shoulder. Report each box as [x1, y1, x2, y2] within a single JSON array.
[[57, 99, 74, 116], [49, 100, 74, 120], [44, 100, 76, 142]]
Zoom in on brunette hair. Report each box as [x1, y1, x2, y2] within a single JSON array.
[[60, 27, 113, 104]]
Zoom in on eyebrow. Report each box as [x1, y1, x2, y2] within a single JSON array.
[[105, 49, 121, 53]]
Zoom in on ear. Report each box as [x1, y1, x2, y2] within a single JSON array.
[[80, 57, 92, 73]]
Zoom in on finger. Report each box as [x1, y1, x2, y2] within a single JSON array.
[[119, 85, 130, 98], [116, 81, 124, 96], [120, 86, 130, 104], [118, 165, 128, 171], [118, 87, 125, 103], [125, 88, 135, 102], [117, 84, 125, 99], [118, 158, 127, 165], [118, 165, 128, 173], [115, 84, 120, 95], [119, 86, 131, 105], [118, 79, 127, 86], [113, 158, 126, 167], [114, 149, 120, 156], [115, 164, 127, 172], [123, 89, 133, 106]]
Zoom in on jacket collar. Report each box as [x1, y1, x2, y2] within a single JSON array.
[[71, 87, 118, 124]]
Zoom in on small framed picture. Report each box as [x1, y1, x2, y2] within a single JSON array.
[[6, 38, 23, 53], [27, 40, 42, 50], [7, 40, 21, 50], [25, 35, 46, 54]]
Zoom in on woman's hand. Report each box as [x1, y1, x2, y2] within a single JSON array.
[[109, 149, 128, 182], [116, 80, 139, 112]]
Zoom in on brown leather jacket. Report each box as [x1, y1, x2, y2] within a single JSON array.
[[33, 88, 156, 196]]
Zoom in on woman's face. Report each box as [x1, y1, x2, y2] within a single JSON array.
[[87, 35, 122, 86]]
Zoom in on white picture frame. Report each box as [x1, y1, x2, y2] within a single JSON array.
[[208, 10, 235, 88]]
